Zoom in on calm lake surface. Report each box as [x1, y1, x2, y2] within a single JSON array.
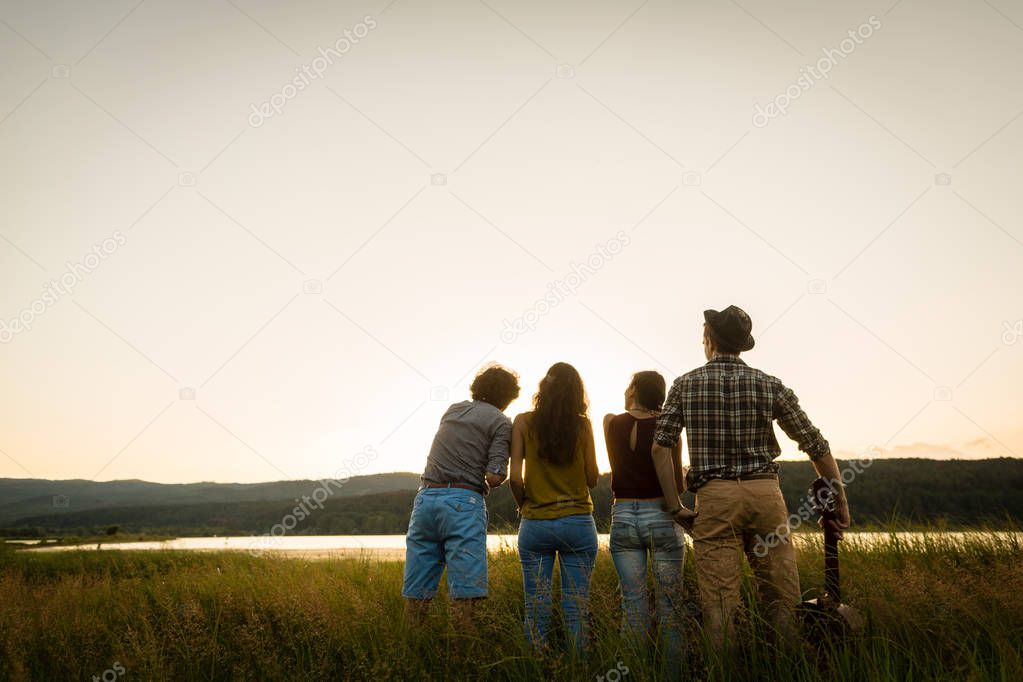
[[13, 532, 1022, 558]]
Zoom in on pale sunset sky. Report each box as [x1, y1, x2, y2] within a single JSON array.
[[0, 0, 1021, 483]]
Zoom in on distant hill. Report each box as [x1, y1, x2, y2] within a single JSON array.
[[0, 473, 420, 527], [2, 459, 1022, 537]]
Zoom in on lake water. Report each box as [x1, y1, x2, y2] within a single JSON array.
[[12, 531, 1021, 559]]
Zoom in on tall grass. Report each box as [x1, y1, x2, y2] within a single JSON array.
[[1, 531, 1021, 681]]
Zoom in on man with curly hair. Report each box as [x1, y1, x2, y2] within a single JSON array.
[[403, 363, 521, 629]]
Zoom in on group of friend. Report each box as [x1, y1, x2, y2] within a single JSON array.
[[401, 305, 852, 664]]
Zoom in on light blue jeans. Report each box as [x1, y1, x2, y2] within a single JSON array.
[[518, 514, 598, 653], [610, 501, 687, 671]]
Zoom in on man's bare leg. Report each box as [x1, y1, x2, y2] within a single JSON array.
[[404, 598, 432, 627], [450, 597, 482, 631]]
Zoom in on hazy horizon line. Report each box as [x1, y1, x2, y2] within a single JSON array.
[[2, 455, 1019, 486]]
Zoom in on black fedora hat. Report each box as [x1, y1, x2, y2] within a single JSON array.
[[704, 305, 755, 352]]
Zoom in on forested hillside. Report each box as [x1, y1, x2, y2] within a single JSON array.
[[2, 458, 1021, 537]]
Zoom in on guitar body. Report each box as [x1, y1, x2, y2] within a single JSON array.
[[799, 597, 864, 638]]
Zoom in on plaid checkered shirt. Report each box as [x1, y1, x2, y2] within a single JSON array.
[[654, 355, 830, 491]]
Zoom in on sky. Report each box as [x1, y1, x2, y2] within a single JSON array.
[[0, 0, 1021, 484]]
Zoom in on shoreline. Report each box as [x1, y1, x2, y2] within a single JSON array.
[[12, 530, 1021, 560]]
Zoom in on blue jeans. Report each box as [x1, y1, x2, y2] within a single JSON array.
[[403, 488, 488, 599], [518, 514, 598, 653], [610, 501, 687, 669]]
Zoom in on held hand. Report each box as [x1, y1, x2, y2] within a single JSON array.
[[672, 506, 698, 533], [821, 498, 851, 540]]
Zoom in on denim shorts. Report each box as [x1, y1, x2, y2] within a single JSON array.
[[402, 488, 489, 599]]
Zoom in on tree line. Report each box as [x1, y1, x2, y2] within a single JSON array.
[[3, 458, 1022, 537]]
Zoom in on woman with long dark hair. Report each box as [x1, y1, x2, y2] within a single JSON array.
[[509, 362, 599, 654]]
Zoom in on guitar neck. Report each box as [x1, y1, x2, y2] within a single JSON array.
[[823, 522, 841, 602]]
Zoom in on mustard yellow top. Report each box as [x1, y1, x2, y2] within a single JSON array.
[[520, 416, 593, 520]]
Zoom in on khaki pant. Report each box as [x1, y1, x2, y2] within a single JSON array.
[[691, 478, 801, 649]]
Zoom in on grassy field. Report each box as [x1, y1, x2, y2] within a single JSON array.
[[1, 533, 1021, 681]]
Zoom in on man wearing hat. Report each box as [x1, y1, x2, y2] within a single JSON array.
[[650, 305, 851, 650]]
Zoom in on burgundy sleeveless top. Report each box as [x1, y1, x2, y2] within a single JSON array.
[[607, 413, 663, 499]]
